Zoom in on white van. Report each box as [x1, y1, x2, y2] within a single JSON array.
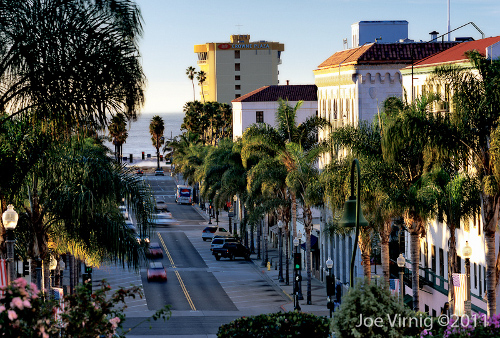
[[175, 185, 193, 205]]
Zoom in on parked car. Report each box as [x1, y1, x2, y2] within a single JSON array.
[[210, 236, 239, 251], [146, 242, 163, 259], [155, 198, 168, 211], [202, 226, 229, 241], [155, 168, 164, 176], [136, 168, 144, 175], [212, 242, 251, 261], [147, 262, 167, 282]]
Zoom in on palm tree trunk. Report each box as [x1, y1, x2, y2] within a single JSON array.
[[257, 222, 261, 259], [482, 193, 499, 316], [486, 230, 497, 316], [359, 227, 372, 280], [381, 220, 391, 288], [410, 230, 420, 311], [69, 254, 75, 294], [43, 258, 50, 294], [285, 225, 290, 285], [305, 227, 312, 304], [192, 81, 195, 101], [447, 223, 457, 314], [291, 192, 297, 238]]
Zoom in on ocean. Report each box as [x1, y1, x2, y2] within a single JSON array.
[[102, 112, 184, 159]]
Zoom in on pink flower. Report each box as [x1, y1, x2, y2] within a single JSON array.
[[10, 297, 24, 310], [13, 278, 27, 289], [7, 310, 18, 321], [23, 299, 31, 308], [0, 305, 5, 313], [109, 316, 121, 329]]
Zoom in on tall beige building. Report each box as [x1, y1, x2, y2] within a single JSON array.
[[194, 34, 284, 104]]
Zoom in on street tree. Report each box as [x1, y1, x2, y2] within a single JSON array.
[[197, 70, 207, 103], [186, 66, 197, 101], [149, 115, 165, 169], [108, 113, 128, 163]]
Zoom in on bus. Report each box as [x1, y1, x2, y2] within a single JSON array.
[[175, 185, 193, 205]]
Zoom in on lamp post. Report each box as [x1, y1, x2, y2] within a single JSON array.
[[293, 237, 301, 311], [2, 205, 19, 284], [278, 220, 284, 283], [326, 257, 334, 318], [397, 253, 406, 304], [338, 159, 369, 288], [297, 230, 303, 300], [463, 241, 472, 317]]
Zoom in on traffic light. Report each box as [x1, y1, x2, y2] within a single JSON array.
[[293, 252, 301, 270], [84, 265, 92, 274]]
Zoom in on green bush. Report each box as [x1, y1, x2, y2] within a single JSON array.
[[217, 311, 330, 337], [333, 278, 424, 338]]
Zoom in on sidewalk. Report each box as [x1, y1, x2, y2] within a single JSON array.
[[193, 204, 331, 317]]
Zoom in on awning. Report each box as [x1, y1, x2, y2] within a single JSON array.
[[301, 234, 318, 251]]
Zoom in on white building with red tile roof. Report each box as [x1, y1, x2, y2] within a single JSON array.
[[231, 84, 317, 140]]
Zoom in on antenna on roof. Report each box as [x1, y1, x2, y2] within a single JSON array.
[[343, 38, 349, 49]]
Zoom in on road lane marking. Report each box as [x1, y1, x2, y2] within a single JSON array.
[[157, 232, 197, 311]]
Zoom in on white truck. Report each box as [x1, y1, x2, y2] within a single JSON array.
[[175, 185, 193, 205]]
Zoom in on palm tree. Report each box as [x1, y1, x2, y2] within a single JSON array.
[[197, 70, 207, 103], [149, 115, 165, 169], [0, 0, 145, 128], [382, 95, 441, 311], [284, 142, 324, 304], [241, 99, 327, 300], [324, 121, 401, 287], [186, 66, 197, 101], [108, 113, 128, 163], [9, 124, 155, 290]]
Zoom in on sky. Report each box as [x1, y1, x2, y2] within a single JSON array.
[[134, 0, 500, 114]]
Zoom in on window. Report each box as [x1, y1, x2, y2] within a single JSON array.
[[235, 75, 240, 81], [235, 94, 241, 99], [424, 241, 428, 268], [479, 265, 482, 295], [431, 245, 436, 273], [235, 85, 241, 90], [457, 256, 462, 274], [474, 263, 477, 289], [484, 266, 486, 292], [256, 111, 264, 123], [235, 63, 240, 71], [439, 248, 444, 278], [234, 50, 240, 59]]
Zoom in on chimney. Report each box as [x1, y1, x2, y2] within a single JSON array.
[[286, 80, 290, 85], [429, 31, 439, 42]]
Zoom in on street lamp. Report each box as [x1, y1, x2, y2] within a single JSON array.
[[278, 220, 284, 283], [463, 241, 472, 317], [293, 237, 301, 311], [397, 253, 406, 304], [2, 205, 19, 284], [338, 159, 369, 288], [326, 257, 334, 318]]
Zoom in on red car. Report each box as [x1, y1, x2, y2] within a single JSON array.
[[146, 242, 163, 259], [147, 262, 167, 282]]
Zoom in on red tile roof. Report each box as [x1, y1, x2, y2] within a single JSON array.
[[317, 42, 459, 69], [232, 85, 317, 103], [412, 36, 500, 67]]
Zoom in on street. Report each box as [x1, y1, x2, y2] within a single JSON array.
[[94, 172, 289, 337]]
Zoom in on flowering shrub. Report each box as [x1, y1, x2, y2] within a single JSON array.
[[0, 278, 170, 337]]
